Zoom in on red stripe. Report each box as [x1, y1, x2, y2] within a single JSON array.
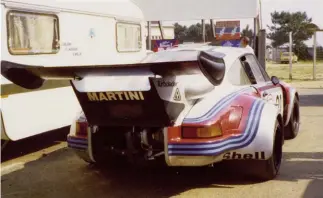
[[168, 94, 255, 144], [257, 84, 276, 92]]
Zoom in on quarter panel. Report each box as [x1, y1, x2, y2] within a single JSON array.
[[279, 81, 297, 125], [222, 103, 278, 161], [164, 99, 279, 166]]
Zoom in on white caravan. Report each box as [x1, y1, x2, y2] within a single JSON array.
[[1, 0, 147, 142]]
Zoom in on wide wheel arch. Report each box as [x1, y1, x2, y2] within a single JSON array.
[[280, 82, 299, 126], [295, 92, 299, 102], [249, 115, 284, 181], [276, 114, 285, 145]]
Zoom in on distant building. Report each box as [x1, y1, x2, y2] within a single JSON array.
[[144, 22, 175, 40]]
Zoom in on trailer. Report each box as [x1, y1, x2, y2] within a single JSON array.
[[1, 0, 148, 143]]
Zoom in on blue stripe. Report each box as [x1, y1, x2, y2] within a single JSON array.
[[183, 87, 250, 123], [215, 27, 241, 34], [184, 88, 247, 122], [169, 101, 263, 155], [169, 101, 264, 155], [173, 103, 264, 156], [169, 99, 260, 148], [67, 137, 88, 145], [168, 99, 265, 156], [68, 143, 88, 150]]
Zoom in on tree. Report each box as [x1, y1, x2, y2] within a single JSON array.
[[174, 23, 187, 43], [241, 25, 253, 39], [267, 11, 318, 60], [241, 25, 254, 46], [173, 22, 215, 43]]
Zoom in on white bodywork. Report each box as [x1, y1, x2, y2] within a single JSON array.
[[63, 45, 284, 167], [1, 0, 147, 140], [158, 46, 283, 166]]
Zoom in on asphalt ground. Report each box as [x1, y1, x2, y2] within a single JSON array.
[[1, 87, 323, 198]]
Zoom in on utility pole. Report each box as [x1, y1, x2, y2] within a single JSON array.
[[310, 28, 323, 80], [289, 32, 293, 80], [202, 19, 206, 43], [147, 21, 152, 50], [210, 19, 215, 38], [313, 31, 317, 80], [158, 21, 165, 40], [258, 29, 266, 70]]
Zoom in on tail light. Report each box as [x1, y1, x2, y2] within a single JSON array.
[[182, 106, 243, 138], [75, 121, 88, 137], [220, 106, 243, 132]]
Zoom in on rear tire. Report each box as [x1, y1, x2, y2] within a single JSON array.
[[251, 120, 283, 181], [284, 98, 300, 139]]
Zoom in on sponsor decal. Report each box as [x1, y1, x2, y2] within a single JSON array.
[[62, 41, 82, 56], [157, 81, 177, 87], [173, 88, 181, 101], [87, 91, 144, 101], [151, 39, 179, 52], [215, 20, 241, 41], [223, 151, 266, 160]]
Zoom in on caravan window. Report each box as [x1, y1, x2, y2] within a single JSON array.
[[7, 11, 59, 55], [116, 22, 142, 52]]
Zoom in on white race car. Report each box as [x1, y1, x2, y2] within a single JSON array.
[[1, 46, 300, 181]]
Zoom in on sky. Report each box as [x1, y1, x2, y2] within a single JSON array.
[[165, 0, 322, 47]]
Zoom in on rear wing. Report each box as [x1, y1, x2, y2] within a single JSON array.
[[132, 0, 260, 21], [1, 50, 226, 90], [1, 50, 226, 127]]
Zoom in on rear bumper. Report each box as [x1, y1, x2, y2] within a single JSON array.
[[67, 135, 88, 151], [67, 135, 95, 163], [163, 128, 225, 166]]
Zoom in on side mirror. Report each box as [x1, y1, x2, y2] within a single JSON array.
[[271, 76, 280, 85]]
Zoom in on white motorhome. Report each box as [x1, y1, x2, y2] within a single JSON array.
[[1, 0, 148, 142]]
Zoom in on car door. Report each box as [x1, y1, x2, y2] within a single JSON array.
[[240, 54, 284, 116]]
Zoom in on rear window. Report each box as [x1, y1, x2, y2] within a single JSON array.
[[7, 11, 59, 55]]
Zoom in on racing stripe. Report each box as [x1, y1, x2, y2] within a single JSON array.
[[169, 100, 260, 149], [168, 99, 265, 156], [68, 143, 88, 150], [183, 87, 250, 123], [67, 138, 88, 145], [67, 136, 88, 150]]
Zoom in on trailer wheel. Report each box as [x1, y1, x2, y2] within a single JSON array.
[[252, 120, 283, 181], [1, 140, 9, 151]]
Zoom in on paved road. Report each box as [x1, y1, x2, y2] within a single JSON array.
[[1, 88, 323, 198]]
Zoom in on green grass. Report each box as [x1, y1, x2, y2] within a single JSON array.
[[266, 62, 323, 82]]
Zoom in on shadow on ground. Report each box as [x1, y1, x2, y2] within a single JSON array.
[[1, 127, 69, 162], [1, 148, 323, 198], [299, 94, 323, 107]]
